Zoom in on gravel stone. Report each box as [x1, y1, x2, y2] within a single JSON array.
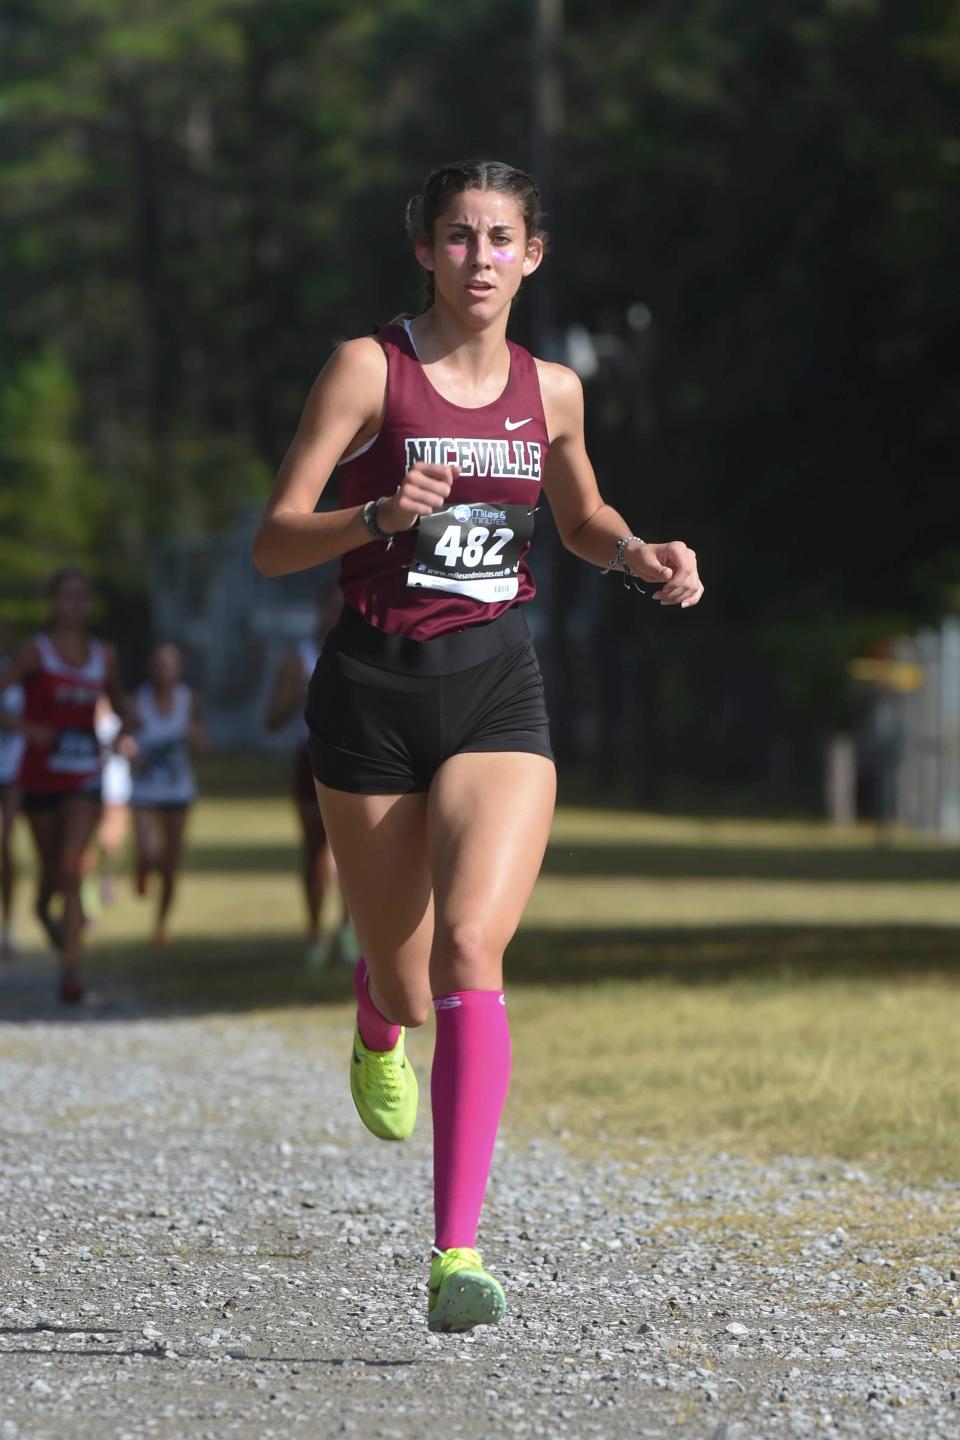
[[1, 1007, 957, 1438]]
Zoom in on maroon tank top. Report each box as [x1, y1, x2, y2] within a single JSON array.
[[337, 322, 548, 640]]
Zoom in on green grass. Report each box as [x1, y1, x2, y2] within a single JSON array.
[[6, 788, 960, 1181], [507, 977, 959, 1180]]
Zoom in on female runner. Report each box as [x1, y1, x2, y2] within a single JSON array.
[[0, 622, 26, 958], [0, 568, 126, 1003], [253, 159, 703, 1333], [264, 586, 356, 970], [129, 642, 204, 948]]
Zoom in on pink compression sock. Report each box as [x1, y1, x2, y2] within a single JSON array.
[[431, 989, 512, 1252], [353, 957, 402, 1053]]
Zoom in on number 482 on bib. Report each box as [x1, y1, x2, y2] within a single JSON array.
[[433, 524, 513, 569], [407, 502, 535, 604]]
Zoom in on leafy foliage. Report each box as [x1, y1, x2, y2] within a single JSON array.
[[0, 351, 101, 620], [1, 2, 956, 789]]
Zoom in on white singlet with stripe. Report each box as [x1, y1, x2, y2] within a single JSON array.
[[130, 684, 196, 808], [0, 659, 25, 786]]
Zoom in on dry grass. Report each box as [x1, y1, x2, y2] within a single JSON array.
[[506, 977, 959, 1181], [6, 790, 959, 1181]]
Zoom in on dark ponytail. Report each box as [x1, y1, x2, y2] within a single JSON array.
[[403, 159, 550, 313]]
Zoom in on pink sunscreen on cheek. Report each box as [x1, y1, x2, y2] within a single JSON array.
[[446, 243, 467, 259], [492, 247, 513, 263]]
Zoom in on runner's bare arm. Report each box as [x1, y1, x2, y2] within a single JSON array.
[[103, 646, 134, 729], [254, 339, 458, 577], [538, 361, 704, 608], [115, 698, 140, 760], [264, 651, 306, 732], [253, 339, 388, 577], [0, 641, 40, 699], [113, 692, 142, 760], [0, 642, 49, 742], [188, 694, 206, 756]]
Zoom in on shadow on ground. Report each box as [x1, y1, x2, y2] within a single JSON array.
[[181, 839, 960, 883], [5, 813, 960, 1023], [4, 922, 958, 1025], [540, 842, 960, 884]]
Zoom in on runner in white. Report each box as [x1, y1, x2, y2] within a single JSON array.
[[129, 643, 204, 948]]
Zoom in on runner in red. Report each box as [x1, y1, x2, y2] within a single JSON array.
[[254, 159, 704, 1331], [0, 568, 127, 1003]]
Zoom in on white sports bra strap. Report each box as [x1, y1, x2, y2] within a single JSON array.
[[35, 633, 105, 681]]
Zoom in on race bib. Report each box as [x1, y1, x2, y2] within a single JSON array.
[[407, 502, 534, 604], [139, 740, 188, 789], [49, 727, 99, 775]]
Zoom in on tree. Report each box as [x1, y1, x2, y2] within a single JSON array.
[[0, 350, 100, 621]]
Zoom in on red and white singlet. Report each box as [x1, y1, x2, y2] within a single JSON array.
[[337, 321, 549, 640], [18, 633, 106, 794]]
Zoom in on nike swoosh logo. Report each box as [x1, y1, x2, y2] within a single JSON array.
[[504, 417, 532, 431]]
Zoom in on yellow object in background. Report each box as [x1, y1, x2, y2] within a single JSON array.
[[848, 657, 924, 691]]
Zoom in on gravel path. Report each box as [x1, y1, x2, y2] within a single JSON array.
[[1, 971, 958, 1439]]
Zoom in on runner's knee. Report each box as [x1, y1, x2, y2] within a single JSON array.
[[432, 921, 503, 989]]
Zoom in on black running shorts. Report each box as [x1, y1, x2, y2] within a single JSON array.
[[20, 781, 102, 814], [306, 605, 554, 794]]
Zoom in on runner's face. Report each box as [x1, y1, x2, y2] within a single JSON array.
[[417, 190, 542, 320], [151, 645, 181, 687], [53, 577, 91, 628]]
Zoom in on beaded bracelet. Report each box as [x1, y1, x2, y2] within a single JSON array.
[[603, 535, 648, 593], [361, 498, 395, 549]]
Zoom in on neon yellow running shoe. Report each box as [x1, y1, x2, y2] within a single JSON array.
[[349, 1026, 418, 1141], [428, 1247, 506, 1333]]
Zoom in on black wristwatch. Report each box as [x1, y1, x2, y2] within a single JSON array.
[[361, 498, 391, 542]]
